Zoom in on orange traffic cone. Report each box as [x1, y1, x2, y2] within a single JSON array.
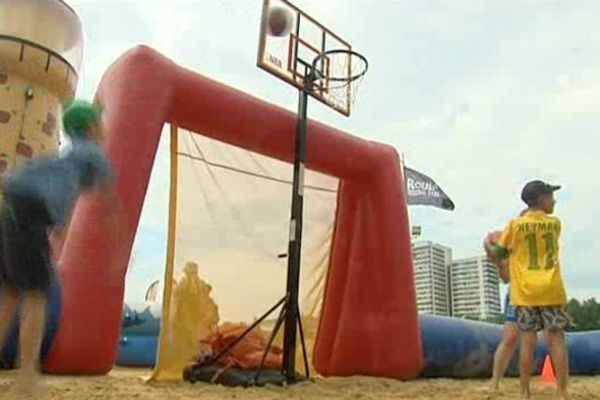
[[541, 355, 556, 384]]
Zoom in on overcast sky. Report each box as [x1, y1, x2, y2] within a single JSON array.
[[67, 0, 600, 303]]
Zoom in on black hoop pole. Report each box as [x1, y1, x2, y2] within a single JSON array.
[[281, 65, 316, 383], [296, 305, 310, 377], [254, 302, 288, 382]]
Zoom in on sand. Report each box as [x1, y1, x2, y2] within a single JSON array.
[[0, 368, 599, 400]]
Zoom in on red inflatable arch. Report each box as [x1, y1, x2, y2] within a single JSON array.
[[43, 46, 423, 379]]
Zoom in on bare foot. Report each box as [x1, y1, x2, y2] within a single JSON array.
[[520, 388, 531, 400]]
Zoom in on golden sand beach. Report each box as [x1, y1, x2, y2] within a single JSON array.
[[0, 368, 598, 400]]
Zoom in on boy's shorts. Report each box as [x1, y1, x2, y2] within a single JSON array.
[[504, 292, 517, 324], [515, 305, 570, 332], [0, 192, 54, 292]]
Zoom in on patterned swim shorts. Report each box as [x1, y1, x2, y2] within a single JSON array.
[[515, 306, 570, 332]]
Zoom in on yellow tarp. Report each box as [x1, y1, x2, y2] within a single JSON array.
[[150, 126, 338, 381]]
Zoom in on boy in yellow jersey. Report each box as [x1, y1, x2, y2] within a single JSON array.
[[491, 180, 570, 400]]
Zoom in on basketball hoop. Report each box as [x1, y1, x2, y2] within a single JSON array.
[[258, 0, 368, 116], [310, 49, 368, 109], [219, 0, 372, 385]]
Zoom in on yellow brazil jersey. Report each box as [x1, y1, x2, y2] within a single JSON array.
[[498, 210, 567, 306]]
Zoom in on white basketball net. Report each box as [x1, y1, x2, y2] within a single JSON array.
[[311, 50, 368, 115]]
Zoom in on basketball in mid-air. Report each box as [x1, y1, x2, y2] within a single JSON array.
[[266, 6, 293, 37]]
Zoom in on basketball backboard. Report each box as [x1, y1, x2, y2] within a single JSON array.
[[257, 0, 361, 116]]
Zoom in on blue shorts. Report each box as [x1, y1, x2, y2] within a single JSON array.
[[504, 291, 517, 323]]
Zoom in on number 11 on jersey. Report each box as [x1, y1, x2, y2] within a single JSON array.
[[525, 232, 557, 270]]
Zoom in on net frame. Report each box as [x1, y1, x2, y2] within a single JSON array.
[[257, 0, 370, 117], [310, 49, 368, 114]]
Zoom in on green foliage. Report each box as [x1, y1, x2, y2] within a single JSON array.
[[566, 297, 600, 332], [485, 314, 506, 325], [453, 297, 600, 330], [456, 313, 504, 325]]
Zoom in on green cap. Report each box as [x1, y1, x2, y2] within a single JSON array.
[[62, 99, 101, 138]]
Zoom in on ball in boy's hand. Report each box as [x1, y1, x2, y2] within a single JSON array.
[[483, 231, 501, 259]]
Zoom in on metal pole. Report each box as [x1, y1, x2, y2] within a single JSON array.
[[281, 70, 313, 382]]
